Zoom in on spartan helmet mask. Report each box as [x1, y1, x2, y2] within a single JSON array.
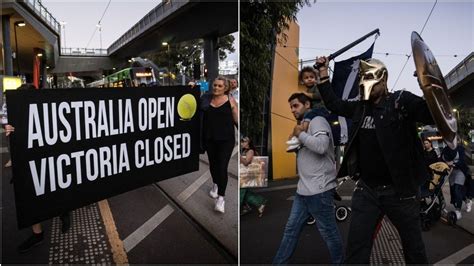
[[359, 59, 387, 101]]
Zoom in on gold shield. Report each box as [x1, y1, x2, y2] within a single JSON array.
[[411, 31, 457, 149]]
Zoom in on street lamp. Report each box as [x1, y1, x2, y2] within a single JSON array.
[[59, 21, 67, 50], [453, 108, 460, 121], [162, 42, 171, 86], [96, 23, 102, 51], [14, 21, 25, 74], [453, 108, 463, 143]]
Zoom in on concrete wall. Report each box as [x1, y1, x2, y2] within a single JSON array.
[[270, 21, 300, 180], [53, 56, 116, 73]]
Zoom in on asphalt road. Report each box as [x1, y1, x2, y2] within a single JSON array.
[[241, 178, 474, 264]]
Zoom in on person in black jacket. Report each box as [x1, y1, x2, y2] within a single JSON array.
[[315, 56, 432, 264]]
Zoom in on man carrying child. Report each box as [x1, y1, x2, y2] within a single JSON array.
[[273, 93, 343, 265]]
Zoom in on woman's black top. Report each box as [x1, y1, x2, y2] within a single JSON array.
[[203, 99, 234, 141]]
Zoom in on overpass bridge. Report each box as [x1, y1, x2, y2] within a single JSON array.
[[1, 0, 237, 89], [445, 52, 474, 109]]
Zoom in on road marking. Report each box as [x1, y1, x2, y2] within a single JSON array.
[[434, 244, 474, 265], [98, 200, 129, 264], [1, 147, 8, 154], [286, 195, 352, 201], [177, 170, 211, 202], [122, 204, 174, 252]]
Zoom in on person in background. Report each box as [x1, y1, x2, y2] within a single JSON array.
[[2, 95, 12, 168], [229, 78, 239, 104], [201, 76, 238, 213], [240, 136, 267, 217], [423, 139, 439, 167], [442, 143, 473, 219]]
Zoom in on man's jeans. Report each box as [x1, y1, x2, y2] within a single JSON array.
[[273, 189, 344, 265], [345, 180, 428, 264]]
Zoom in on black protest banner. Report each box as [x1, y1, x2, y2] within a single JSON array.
[[6, 86, 200, 228]]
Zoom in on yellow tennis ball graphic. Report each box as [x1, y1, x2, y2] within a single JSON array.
[[177, 94, 197, 121]]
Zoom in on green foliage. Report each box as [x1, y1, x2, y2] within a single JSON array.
[[144, 35, 235, 77], [240, 0, 310, 147], [458, 108, 474, 142]]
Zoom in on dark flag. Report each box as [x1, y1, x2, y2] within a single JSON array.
[[330, 43, 374, 144]]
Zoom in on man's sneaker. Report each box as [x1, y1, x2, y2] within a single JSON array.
[[306, 216, 316, 225], [209, 184, 218, 199], [215, 196, 225, 213], [18, 232, 44, 253], [286, 136, 300, 146], [465, 199, 472, 213], [455, 209, 462, 220]]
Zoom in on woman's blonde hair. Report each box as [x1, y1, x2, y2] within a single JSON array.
[[214, 76, 231, 95]]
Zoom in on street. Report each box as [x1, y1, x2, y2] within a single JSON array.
[[1, 130, 238, 264], [241, 178, 474, 264]]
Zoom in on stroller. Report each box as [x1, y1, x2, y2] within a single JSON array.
[[419, 162, 450, 231], [334, 176, 351, 222]]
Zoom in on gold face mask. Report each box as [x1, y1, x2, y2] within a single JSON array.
[[359, 59, 387, 101]]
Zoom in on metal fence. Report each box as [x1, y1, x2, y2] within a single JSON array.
[[445, 52, 474, 90], [61, 47, 108, 57], [22, 0, 60, 33]]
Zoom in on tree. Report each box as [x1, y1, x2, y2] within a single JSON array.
[[240, 1, 311, 152], [144, 35, 235, 78], [458, 108, 474, 143]]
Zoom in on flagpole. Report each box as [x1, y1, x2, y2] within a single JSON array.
[[314, 28, 380, 69]]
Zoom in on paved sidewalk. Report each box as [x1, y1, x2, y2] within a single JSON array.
[[157, 148, 239, 258]]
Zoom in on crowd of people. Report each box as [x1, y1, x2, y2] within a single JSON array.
[[269, 55, 473, 264]]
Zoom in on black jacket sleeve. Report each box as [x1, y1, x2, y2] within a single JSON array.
[[399, 91, 434, 125], [318, 81, 358, 118]]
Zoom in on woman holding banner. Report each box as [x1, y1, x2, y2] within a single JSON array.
[[5, 84, 72, 253], [201, 76, 238, 213]]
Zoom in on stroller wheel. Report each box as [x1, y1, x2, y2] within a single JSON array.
[[447, 211, 457, 226], [335, 206, 349, 222]]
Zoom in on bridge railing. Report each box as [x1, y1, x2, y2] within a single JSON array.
[[61, 47, 108, 56], [108, 0, 188, 55], [21, 0, 60, 34], [445, 52, 474, 90]]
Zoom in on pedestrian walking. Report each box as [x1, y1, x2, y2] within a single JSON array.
[[200, 76, 238, 213], [315, 56, 430, 264], [273, 93, 343, 265]]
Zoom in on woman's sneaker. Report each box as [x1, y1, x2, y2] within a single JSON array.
[[241, 204, 252, 216], [215, 196, 225, 213], [465, 199, 472, 213], [257, 203, 266, 218], [209, 184, 218, 199]]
